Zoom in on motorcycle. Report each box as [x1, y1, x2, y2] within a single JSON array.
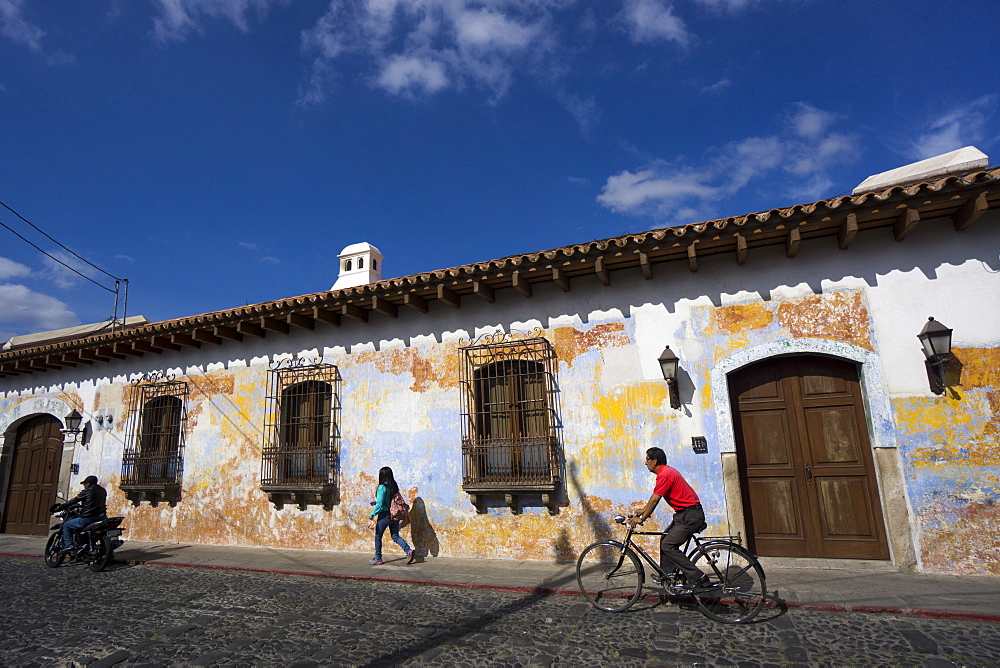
[[44, 502, 126, 572]]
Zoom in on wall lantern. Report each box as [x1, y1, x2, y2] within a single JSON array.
[[657, 345, 681, 410], [63, 409, 84, 434], [917, 317, 953, 395]]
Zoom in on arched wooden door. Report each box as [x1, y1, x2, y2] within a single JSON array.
[[2, 415, 64, 535], [729, 356, 889, 560]]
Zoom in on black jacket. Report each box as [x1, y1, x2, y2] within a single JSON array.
[[66, 485, 107, 518]]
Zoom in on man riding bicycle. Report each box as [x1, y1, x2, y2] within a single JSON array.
[[627, 447, 710, 590]]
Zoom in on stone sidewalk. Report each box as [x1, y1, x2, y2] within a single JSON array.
[[2, 533, 997, 622]]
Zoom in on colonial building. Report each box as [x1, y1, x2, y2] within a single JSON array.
[[1, 148, 998, 575]]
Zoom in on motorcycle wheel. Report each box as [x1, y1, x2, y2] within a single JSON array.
[[87, 535, 111, 572], [44, 533, 65, 568]]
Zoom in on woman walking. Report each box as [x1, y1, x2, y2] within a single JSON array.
[[368, 466, 416, 565]]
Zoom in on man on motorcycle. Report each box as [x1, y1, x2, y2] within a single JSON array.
[[52, 475, 107, 554]]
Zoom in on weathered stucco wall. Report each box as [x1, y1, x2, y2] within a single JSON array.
[[2, 214, 998, 574]]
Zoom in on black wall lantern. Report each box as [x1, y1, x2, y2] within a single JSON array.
[[63, 409, 84, 434], [917, 317, 953, 395], [657, 345, 681, 410]]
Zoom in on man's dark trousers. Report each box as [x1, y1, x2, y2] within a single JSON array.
[[659, 504, 705, 583]]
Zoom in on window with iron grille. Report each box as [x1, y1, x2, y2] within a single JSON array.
[[122, 379, 187, 504], [261, 362, 340, 497], [459, 336, 560, 492]]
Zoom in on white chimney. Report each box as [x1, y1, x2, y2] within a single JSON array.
[[331, 242, 383, 290]]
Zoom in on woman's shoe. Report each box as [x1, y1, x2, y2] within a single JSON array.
[[368, 558, 383, 565], [406, 549, 416, 564]]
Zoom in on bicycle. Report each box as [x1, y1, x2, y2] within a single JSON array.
[[576, 514, 767, 623]]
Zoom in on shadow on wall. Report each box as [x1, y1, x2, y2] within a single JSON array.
[[409, 497, 440, 558], [551, 461, 613, 562]]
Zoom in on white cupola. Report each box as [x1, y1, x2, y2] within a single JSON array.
[[331, 242, 383, 290]]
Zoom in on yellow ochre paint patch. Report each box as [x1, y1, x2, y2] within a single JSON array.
[[553, 322, 629, 367], [713, 302, 774, 334]]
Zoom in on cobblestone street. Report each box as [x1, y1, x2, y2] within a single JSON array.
[[2, 556, 999, 667]]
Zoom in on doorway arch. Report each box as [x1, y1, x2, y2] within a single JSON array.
[[709, 338, 917, 567], [2, 414, 64, 535]]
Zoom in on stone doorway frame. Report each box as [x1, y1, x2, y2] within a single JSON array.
[[709, 337, 918, 570]]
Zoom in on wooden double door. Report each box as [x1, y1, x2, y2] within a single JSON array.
[[730, 356, 889, 560], [2, 415, 64, 535]]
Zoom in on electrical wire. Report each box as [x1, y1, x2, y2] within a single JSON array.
[[0, 218, 115, 294], [0, 199, 119, 281]]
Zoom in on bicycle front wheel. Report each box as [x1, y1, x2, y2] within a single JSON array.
[[690, 542, 766, 623], [576, 541, 644, 612]]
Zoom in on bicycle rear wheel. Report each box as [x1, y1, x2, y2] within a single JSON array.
[[576, 541, 644, 612], [690, 542, 766, 623]]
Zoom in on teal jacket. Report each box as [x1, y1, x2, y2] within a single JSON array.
[[369, 484, 391, 518]]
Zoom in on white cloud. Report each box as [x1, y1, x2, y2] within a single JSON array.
[[619, 0, 690, 47], [377, 56, 449, 96], [152, 0, 278, 43], [39, 250, 107, 289], [0, 283, 79, 341], [0, 256, 31, 280], [0, 0, 44, 51], [299, 0, 564, 105], [910, 95, 997, 160], [238, 241, 259, 251], [787, 101, 837, 139], [694, 0, 755, 12], [598, 103, 859, 222], [700, 78, 731, 94]]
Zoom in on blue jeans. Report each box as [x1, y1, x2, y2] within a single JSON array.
[[62, 515, 104, 549], [374, 512, 410, 560]]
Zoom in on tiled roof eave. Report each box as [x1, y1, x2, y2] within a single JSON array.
[[1, 167, 997, 376]]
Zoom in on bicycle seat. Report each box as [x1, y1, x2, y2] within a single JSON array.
[[694, 521, 707, 533]]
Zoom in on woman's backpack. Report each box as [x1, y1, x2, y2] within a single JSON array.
[[389, 492, 410, 524]]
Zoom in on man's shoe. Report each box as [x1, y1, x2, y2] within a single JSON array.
[[406, 549, 417, 565], [686, 574, 712, 590], [651, 574, 664, 586]]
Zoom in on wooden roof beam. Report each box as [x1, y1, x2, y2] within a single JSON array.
[[953, 192, 988, 231], [193, 329, 222, 345], [46, 354, 75, 367], [313, 306, 341, 325], [79, 349, 112, 362], [552, 267, 570, 292], [639, 252, 652, 279], [786, 227, 801, 257], [214, 325, 243, 341], [594, 257, 610, 286], [260, 316, 289, 334], [152, 336, 182, 351], [893, 207, 919, 241], [237, 321, 266, 337], [98, 346, 127, 360], [132, 340, 163, 355], [171, 333, 202, 349], [342, 303, 368, 322], [438, 285, 461, 308], [61, 352, 92, 366], [735, 235, 747, 265], [403, 294, 428, 313], [512, 272, 532, 298], [687, 244, 698, 272], [838, 213, 858, 249], [473, 281, 495, 302], [371, 296, 398, 318], [287, 312, 315, 330]]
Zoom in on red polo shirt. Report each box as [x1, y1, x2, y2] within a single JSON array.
[[653, 464, 700, 512]]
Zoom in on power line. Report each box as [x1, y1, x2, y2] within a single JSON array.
[[0, 217, 116, 294], [0, 199, 119, 281]]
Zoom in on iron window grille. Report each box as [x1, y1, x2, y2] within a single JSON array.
[[261, 361, 340, 508], [459, 335, 561, 503], [122, 378, 188, 505]]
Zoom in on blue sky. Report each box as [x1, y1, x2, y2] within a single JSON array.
[[1, 0, 998, 343]]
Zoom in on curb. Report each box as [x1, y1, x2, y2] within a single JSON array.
[[4, 551, 999, 624]]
